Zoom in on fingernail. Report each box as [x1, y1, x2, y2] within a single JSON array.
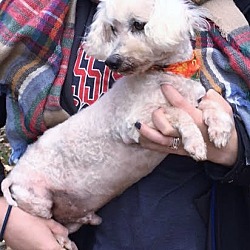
[[197, 97, 202, 103], [134, 121, 141, 130]]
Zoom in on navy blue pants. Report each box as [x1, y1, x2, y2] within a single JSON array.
[[70, 155, 211, 250]]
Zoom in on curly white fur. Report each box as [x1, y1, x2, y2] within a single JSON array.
[[85, 0, 209, 61], [1, 1, 233, 249]]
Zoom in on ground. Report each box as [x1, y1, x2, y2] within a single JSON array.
[[0, 127, 12, 250], [0, 127, 12, 172]]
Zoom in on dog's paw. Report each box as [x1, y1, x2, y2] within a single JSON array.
[[55, 235, 78, 250], [167, 107, 207, 161], [184, 139, 207, 161], [208, 125, 232, 148], [199, 99, 234, 148], [203, 111, 233, 148], [79, 211, 102, 225]]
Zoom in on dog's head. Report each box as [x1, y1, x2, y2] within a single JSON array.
[[84, 0, 209, 74]]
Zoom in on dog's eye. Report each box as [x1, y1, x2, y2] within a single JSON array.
[[132, 21, 146, 32]]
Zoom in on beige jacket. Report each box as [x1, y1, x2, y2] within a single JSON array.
[[195, 0, 248, 37]]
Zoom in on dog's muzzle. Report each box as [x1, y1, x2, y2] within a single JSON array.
[[105, 54, 123, 71]]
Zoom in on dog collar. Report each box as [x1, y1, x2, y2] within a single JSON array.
[[152, 51, 201, 80]]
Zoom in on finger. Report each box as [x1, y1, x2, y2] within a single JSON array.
[[161, 84, 205, 128], [139, 134, 187, 155], [161, 84, 194, 109], [161, 84, 202, 121], [138, 123, 176, 146], [42, 236, 66, 250], [47, 219, 69, 237], [203, 89, 222, 101], [152, 108, 179, 137], [202, 89, 232, 113], [138, 123, 185, 153]]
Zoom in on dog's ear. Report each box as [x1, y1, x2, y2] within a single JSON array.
[[84, 1, 113, 60], [145, 0, 209, 47]]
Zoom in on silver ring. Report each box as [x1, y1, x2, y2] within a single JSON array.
[[170, 137, 180, 150]]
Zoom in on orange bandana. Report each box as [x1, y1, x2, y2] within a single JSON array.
[[163, 51, 201, 80]]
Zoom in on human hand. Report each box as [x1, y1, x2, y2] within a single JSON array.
[[136, 85, 238, 167], [0, 198, 69, 250]]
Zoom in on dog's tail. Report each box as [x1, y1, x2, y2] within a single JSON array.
[[1, 178, 18, 206]]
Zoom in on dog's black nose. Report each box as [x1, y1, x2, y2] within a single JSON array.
[[105, 55, 122, 71]]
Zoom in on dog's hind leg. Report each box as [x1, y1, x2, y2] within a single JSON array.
[[65, 212, 102, 233], [10, 183, 53, 219], [1, 178, 18, 206], [76, 211, 102, 225]]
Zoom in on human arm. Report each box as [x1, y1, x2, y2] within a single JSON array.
[[0, 196, 68, 250], [137, 85, 238, 166], [0, 94, 69, 249], [0, 162, 67, 250], [136, 85, 250, 184]]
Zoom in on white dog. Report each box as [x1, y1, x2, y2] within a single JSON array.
[[1, 0, 233, 249]]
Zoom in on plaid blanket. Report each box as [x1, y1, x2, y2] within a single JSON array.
[[0, 0, 76, 164], [195, 22, 250, 136], [0, 0, 249, 164]]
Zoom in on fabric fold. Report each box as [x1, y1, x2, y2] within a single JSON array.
[[0, 0, 76, 164]]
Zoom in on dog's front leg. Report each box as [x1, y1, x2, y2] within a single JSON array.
[[164, 106, 207, 161], [198, 99, 234, 148]]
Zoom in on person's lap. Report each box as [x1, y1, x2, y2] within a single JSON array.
[[70, 155, 211, 250]]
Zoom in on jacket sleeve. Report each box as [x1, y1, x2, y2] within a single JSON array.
[[234, 0, 250, 24], [0, 95, 6, 196], [204, 105, 250, 186], [0, 94, 6, 128], [0, 161, 5, 196]]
